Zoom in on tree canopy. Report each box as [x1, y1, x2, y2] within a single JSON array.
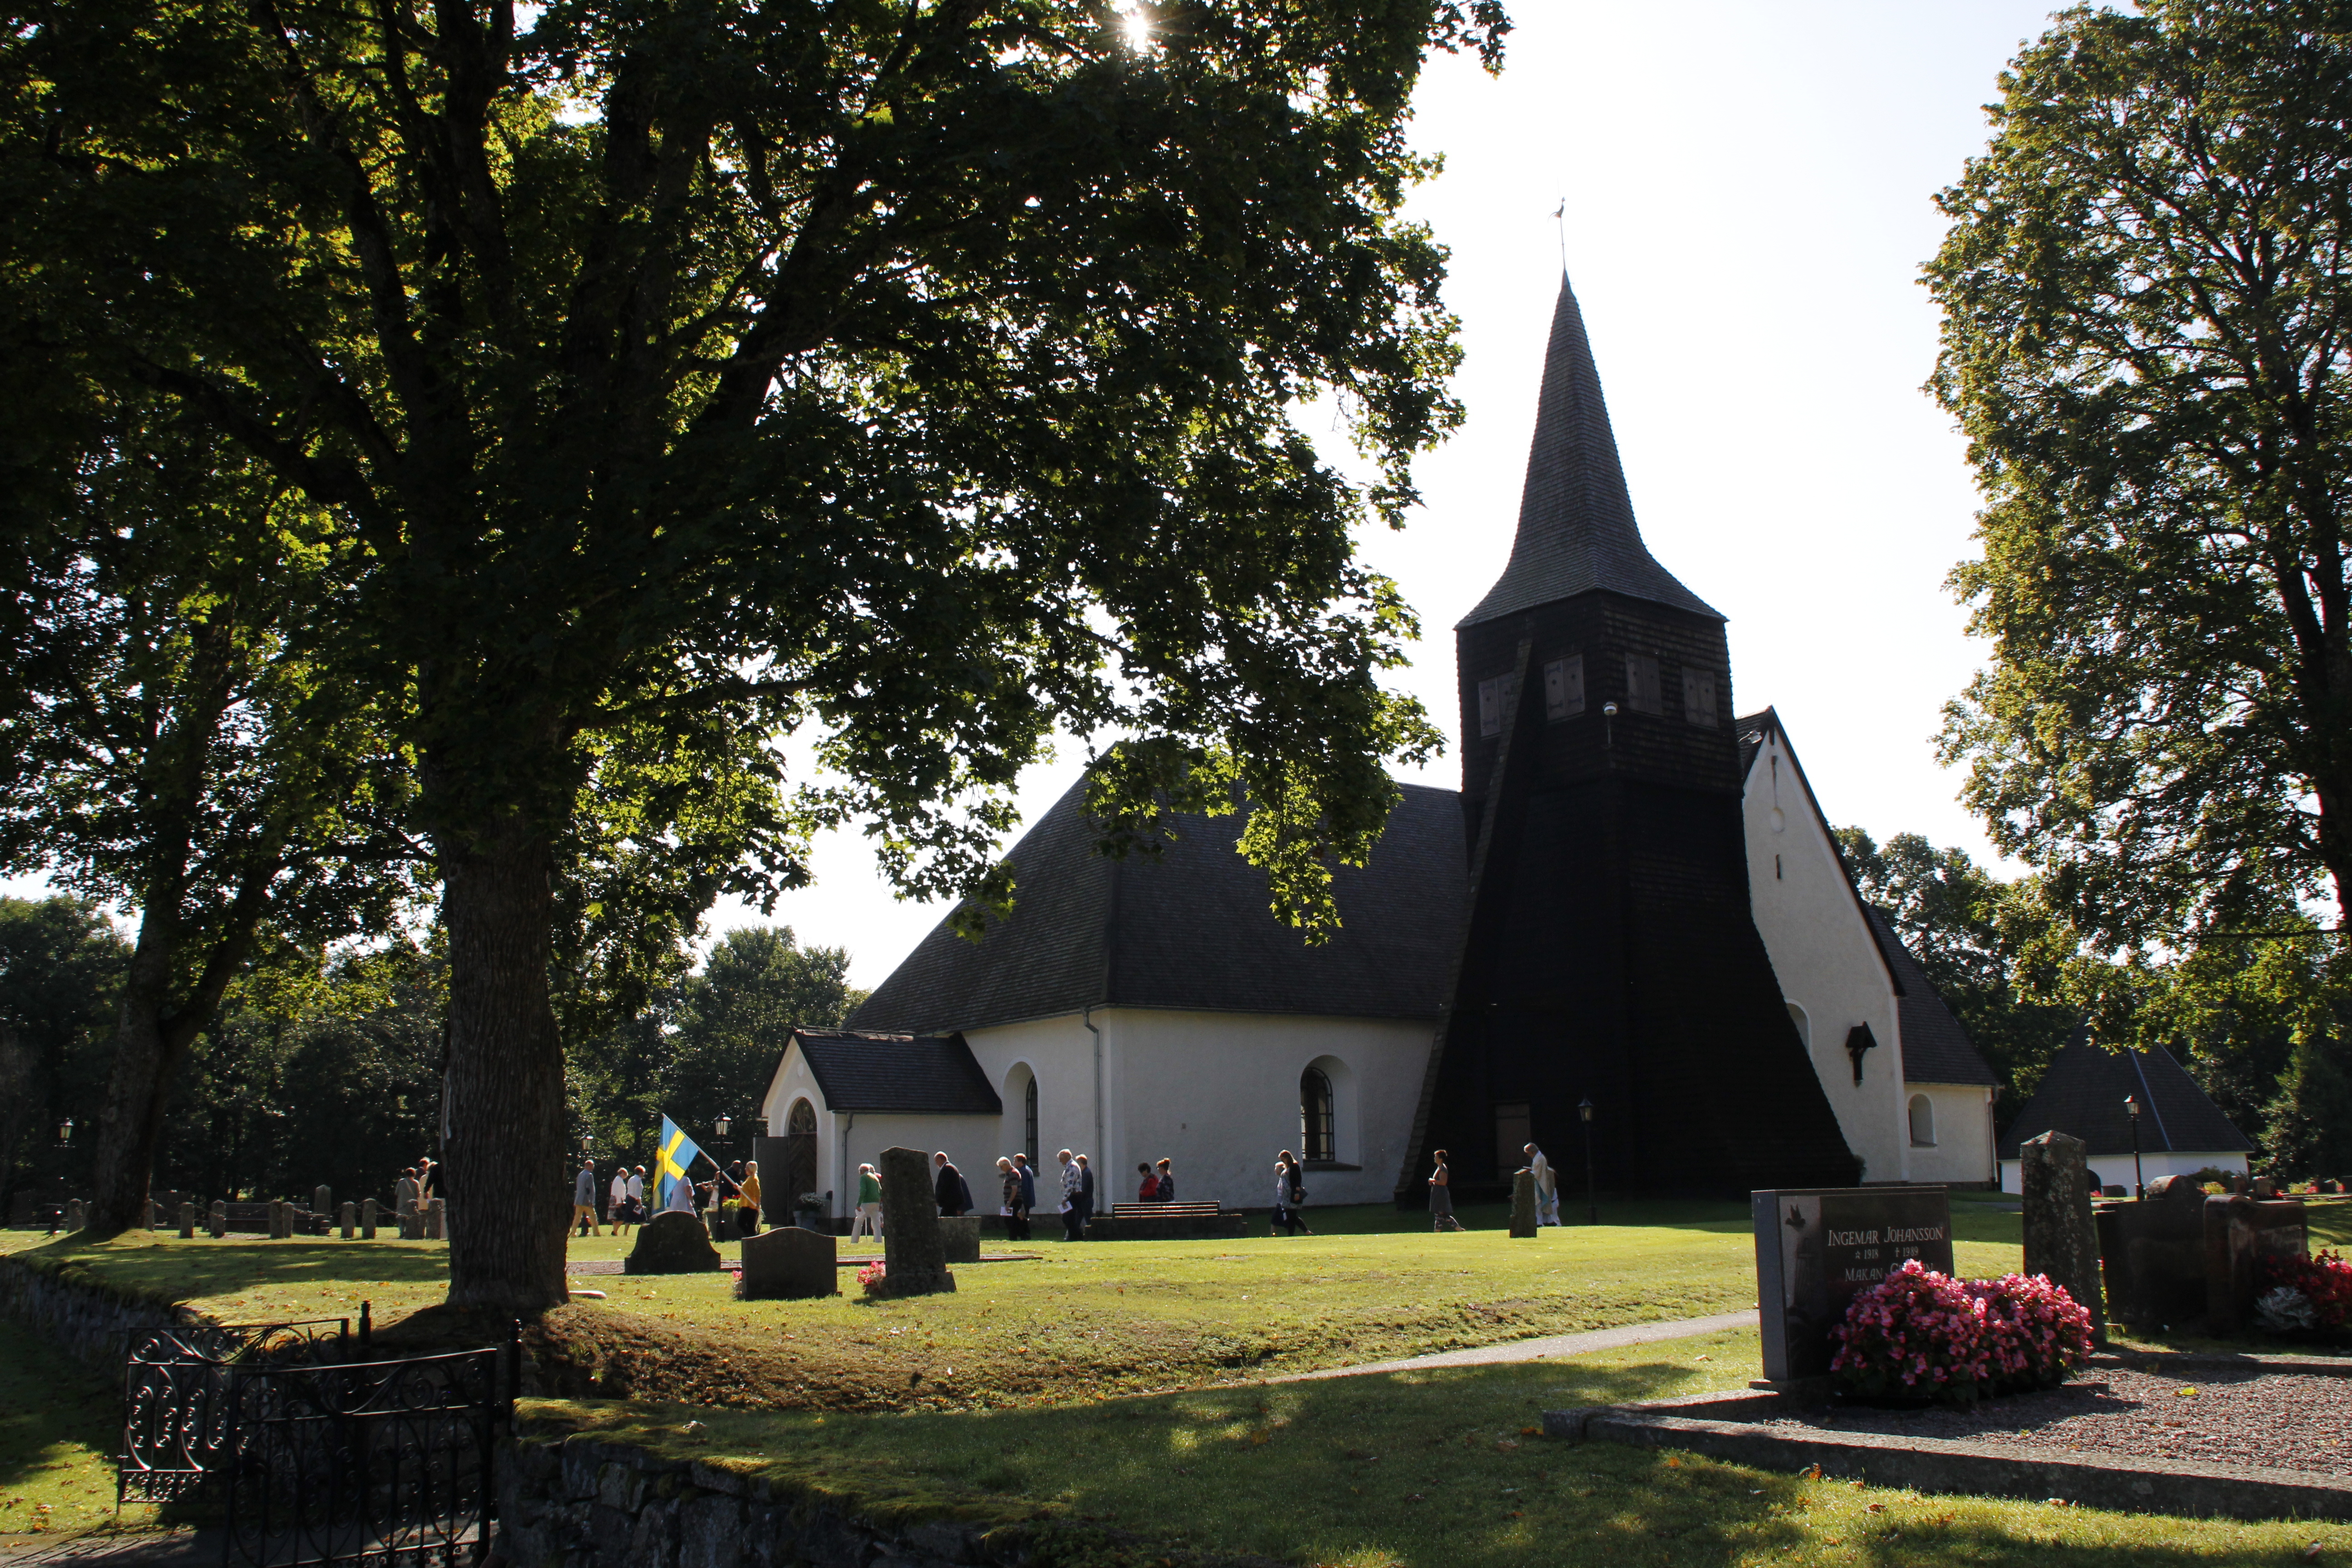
[[5, 0, 1500, 1308], [1927, 0, 2352, 1026]]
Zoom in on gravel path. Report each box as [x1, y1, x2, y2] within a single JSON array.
[[1753, 1367, 2352, 1475]]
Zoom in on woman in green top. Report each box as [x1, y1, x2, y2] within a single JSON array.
[[853, 1163, 884, 1238]]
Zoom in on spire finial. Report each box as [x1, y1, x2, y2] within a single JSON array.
[[1551, 197, 1566, 273]]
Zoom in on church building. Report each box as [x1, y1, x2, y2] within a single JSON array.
[[773, 274, 1999, 1216]]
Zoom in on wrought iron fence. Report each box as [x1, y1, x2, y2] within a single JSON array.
[[116, 1306, 517, 1568], [120, 1320, 356, 1507], [223, 1346, 503, 1568]]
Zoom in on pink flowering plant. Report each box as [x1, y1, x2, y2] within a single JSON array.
[[1829, 1260, 2092, 1406], [1968, 1272, 2095, 1396], [856, 1260, 888, 1295]]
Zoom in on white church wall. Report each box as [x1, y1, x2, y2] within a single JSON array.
[[1103, 1007, 1431, 1210], [963, 1014, 1116, 1178], [1999, 1147, 2249, 1195], [1742, 730, 1909, 1182], [1900, 1083, 1997, 1186]]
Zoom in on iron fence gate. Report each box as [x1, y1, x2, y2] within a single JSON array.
[[118, 1310, 516, 1568], [120, 1320, 356, 1507]]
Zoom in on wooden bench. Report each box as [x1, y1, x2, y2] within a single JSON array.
[[1091, 1200, 1246, 1241]]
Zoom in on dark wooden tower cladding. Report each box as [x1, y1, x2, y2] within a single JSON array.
[[1400, 274, 1859, 1199]]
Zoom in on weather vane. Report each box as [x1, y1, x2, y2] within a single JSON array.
[[1551, 197, 1566, 272]]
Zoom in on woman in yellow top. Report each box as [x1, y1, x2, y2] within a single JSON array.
[[736, 1161, 763, 1236]]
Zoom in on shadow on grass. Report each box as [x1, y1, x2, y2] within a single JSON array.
[[534, 1351, 2319, 1568], [0, 1313, 124, 1509], [15, 1234, 446, 1309]]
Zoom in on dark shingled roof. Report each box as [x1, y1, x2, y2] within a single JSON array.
[[789, 1028, 1002, 1115], [848, 777, 1468, 1035], [1458, 273, 1720, 627], [1999, 1032, 2253, 1160], [1864, 906, 1999, 1086]]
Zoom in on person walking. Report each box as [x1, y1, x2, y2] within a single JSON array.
[[626, 1166, 647, 1226], [1271, 1151, 1313, 1236], [852, 1163, 884, 1237], [738, 1160, 764, 1235], [934, 1152, 967, 1217], [1014, 1153, 1037, 1239], [1152, 1158, 1175, 1203], [608, 1166, 632, 1236], [1526, 1142, 1559, 1227], [395, 1167, 420, 1235], [572, 1159, 601, 1236], [1056, 1149, 1085, 1241], [997, 1157, 1029, 1242], [1074, 1154, 1095, 1230], [664, 1161, 700, 1215], [1427, 1149, 1463, 1232]]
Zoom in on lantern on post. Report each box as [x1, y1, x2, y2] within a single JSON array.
[[2124, 1095, 2144, 1198], [1578, 1097, 1598, 1225]]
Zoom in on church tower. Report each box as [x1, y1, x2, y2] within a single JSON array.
[[1404, 274, 1860, 1198]]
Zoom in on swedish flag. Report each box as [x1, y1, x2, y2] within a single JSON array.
[[655, 1116, 705, 1209]]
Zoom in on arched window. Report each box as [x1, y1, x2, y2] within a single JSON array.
[[1908, 1094, 1936, 1148], [1024, 1075, 1039, 1165], [1300, 1068, 1335, 1164]]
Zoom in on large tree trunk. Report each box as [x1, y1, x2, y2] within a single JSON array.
[[86, 919, 195, 1237], [441, 827, 571, 1314]]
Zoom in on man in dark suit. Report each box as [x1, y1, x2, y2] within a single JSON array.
[[932, 1151, 967, 1216]]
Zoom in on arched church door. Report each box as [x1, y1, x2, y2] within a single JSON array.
[[783, 1098, 819, 1222]]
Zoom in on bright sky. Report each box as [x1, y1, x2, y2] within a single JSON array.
[[737, 0, 2070, 986], [11, 4, 2073, 986]]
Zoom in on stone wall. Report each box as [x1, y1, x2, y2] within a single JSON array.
[[499, 1421, 1031, 1568], [0, 1255, 194, 1372]]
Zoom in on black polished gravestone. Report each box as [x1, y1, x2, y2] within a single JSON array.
[[1753, 1186, 1953, 1383]]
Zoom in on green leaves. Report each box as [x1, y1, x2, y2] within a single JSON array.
[[1927, 0, 2352, 1022]]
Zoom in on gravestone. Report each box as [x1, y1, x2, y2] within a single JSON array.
[[270, 1200, 289, 1240], [1509, 1170, 1538, 1239], [2021, 1130, 2106, 1343], [425, 1198, 445, 1240], [2204, 1194, 2308, 1334], [2094, 1174, 2206, 1328], [65, 1198, 84, 1231], [210, 1200, 227, 1238], [315, 1186, 332, 1221], [876, 1146, 954, 1297], [1753, 1186, 1953, 1382], [340, 1201, 356, 1239], [361, 1197, 378, 1240], [939, 1215, 982, 1264], [625, 1210, 724, 1274], [178, 1201, 195, 1240], [739, 1224, 838, 1299]]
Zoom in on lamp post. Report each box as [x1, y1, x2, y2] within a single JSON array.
[[1578, 1097, 1597, 1225], [2124, 1095, 2144, 1198]]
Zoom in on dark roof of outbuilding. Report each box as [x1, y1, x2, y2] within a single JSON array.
[[789, 1028, 1002, 1116], [1864, 907, 2000, 1086], [1458, 272, 1720, 627], [1998, 1032, 2253, 1160], [848, 777, 1469, 1035]]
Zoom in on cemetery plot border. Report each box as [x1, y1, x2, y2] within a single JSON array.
[[1545, 1376, 2352, 1522]]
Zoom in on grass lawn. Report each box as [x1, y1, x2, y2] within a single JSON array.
[[525, 1326, 2347, 1568], [0, 1313, 158, 1549], [1, 1198, 2029, 1412]]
